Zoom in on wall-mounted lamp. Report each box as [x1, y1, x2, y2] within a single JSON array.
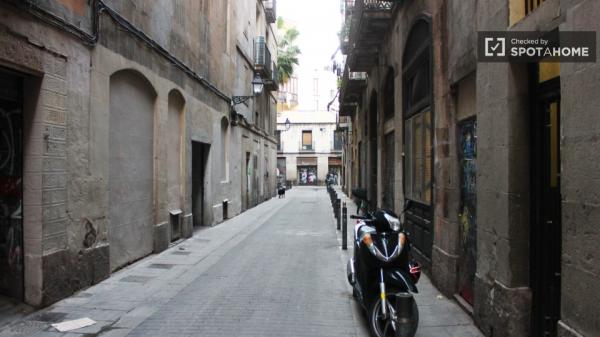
[[283, 118, 291, 131], [232, 74, 264, 106], [230, 74, 265, 126]]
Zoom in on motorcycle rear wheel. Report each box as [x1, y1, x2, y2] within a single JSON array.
[[369, 293, 418, 337]]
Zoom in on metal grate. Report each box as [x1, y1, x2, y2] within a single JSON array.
[[362, 0, 393, 11]]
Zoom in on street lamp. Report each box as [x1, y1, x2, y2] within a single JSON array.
[[232, 74, 264, 106], [284, 118, 291, 131], [230, 74, 264, 126]]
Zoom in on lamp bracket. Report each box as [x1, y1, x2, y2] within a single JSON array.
[[232, 96, 254, 106]]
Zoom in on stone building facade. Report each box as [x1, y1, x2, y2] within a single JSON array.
[[0, 0, 277, 307], [338, 0, 599, 336], [276, 110, 343, 186]]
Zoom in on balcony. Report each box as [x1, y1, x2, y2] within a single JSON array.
[[254, 37, 272, 79], [265, 61, 279, 92], [338, 116, 352, 131], [340, 21, 351, 54], [339, 64, 367, 116], [263, 0, 277, 24], [344, 0, 395, 71]]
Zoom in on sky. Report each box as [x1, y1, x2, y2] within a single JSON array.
[[277, 0, 341, 112]]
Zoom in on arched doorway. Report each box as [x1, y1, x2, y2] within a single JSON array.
[[109, 70, 156, 271], [167, 90, 184, 241], [403, 19, 434, 267]]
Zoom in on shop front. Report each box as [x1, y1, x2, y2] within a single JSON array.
[[297, 157, 317, 186]]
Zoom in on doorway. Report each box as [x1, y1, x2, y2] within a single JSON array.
[[530, 67, 561, 337], [192, 142, 209, 228], [0, 70, 24, 301], [244, 152, 250, 211]]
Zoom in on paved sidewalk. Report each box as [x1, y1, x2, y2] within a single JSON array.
[[332, 187, 484, 337], [0, 196, 294, 337]]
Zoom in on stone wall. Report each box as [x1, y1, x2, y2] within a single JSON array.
[[558, 2, 600, 336], [0, 0, 278, 307], [341, 0, 599, 336]]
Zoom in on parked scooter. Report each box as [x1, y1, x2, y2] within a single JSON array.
[[347, 188, 421, 337]]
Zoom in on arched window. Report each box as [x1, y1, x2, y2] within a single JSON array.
[[402, 19, 434, 263], [403, 19, 432, 205]]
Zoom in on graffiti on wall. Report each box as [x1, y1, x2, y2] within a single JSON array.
[[0, 88, 24, 299], [458, 119, 477, 306]]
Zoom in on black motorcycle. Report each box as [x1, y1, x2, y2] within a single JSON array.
[[347, 189, 421, 337]]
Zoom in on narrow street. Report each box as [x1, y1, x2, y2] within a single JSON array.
[[0, 187, 482, 337]]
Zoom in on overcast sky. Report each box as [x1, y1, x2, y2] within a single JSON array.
[[278, 0, 341, 111]]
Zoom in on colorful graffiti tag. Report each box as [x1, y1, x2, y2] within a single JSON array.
[[0, 73, 24, 300], [458, 119, 477, 306]]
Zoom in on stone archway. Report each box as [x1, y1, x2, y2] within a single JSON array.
[[109, 69, 156, 271]]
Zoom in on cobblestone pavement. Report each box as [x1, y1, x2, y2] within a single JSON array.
[[0, 187, 483, 337]]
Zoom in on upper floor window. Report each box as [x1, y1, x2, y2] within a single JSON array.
[[302, 130, 313, 151], [333, 131, 343, 151]]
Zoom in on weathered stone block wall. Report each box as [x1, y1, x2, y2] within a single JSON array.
[[558, 2, 600, 336], [0, 0, 276, 307]]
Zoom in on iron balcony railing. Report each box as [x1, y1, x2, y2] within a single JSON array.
[[349, 71, 367, 80], [263, 0, 277, 24], [362, 0, 393, 11], [344, 0, 395, 70], [254, 37, 272, 78], [266, 61, 279, 91]]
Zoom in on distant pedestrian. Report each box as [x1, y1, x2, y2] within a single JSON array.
[[278, 184, 286, 198]]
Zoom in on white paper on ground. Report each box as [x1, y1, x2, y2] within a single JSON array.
[[51, 317, 97, 332]]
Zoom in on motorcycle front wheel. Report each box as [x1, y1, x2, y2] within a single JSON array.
[[369, 293, 418, 337]]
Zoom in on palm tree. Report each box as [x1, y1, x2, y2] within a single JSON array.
[[276, 17, 301, 84]]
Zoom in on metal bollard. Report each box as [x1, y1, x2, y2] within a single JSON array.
[[337, 198, 341, 230], [342, 202, 348, 250]]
